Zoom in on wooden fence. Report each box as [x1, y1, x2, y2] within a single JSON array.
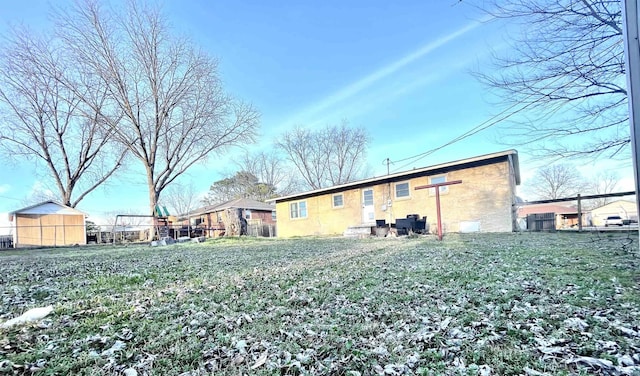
[[526, 213, 556, 232], [246, 223, 277, 237]]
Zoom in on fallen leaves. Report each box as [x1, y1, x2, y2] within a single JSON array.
[[0, 233, 639, 374], [250, 350, 268, 369]]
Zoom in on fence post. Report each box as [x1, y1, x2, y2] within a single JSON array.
[[577, 194, 582, 232], [622, 0, 640, 251]]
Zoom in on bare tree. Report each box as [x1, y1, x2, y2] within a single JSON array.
[[523, 164, 587, 200], [472, 0, 628, 159], [276, 120, 370, 190], [0, 27, 126, 207], [586, 171, 620, 208], [54, 0, 259, 218], [277, 127, 327, 190], [235, 151, 301, 196], [164, 182, 199, 217]]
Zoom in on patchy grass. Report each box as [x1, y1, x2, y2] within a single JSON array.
[[1, 233, 639, 375]]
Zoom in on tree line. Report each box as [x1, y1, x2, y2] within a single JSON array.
[[522, 164, 625, 209], [0, 0, 370, 217], [1, 0, 631, 216], [199, 122, 370, 206]]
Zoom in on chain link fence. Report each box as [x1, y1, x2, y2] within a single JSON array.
[[0, 221, 277, 249]]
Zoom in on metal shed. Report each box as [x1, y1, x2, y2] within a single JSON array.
[[9, 201, 86, 248]]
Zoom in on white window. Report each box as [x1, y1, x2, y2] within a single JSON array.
[[395, 182, 410, 198], [332, 194, 344, 208], [289, 201, 307, 219], [429, 175, 448, 195], [363, 189, 374, 205], [271, 211, 276, 220], [244, 209, 251, 220]]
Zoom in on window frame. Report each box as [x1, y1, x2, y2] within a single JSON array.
[[289, 200, 308, 219], [332, 193, 344, 208], [429, 175, 449, 195], [394, 181, 410, 199]]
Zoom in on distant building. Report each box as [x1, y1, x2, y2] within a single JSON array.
[[591, 200, 638, 226], [184, 197, 276, 237], [517, 203, 584, 230]]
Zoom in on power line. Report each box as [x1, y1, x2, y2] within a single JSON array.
[[389, 101, 536, 172], [381, 158, 393, 175], [388, 76, 584, 172], [387, 42, 617, 173]]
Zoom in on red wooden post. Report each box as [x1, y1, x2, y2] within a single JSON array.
[[414, 180, 462, 240]]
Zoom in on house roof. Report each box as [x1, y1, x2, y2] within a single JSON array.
[[188, 197, 274, 217], [215, 197, 275, 211], [268, 149, 520, 203], [591, 199, 638, 215], [592, 199, 637, 211], [10, 201, 86, 216], [517, 203, 580, 217]]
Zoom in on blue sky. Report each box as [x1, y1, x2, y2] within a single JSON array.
[[0, 0, 635, 223]]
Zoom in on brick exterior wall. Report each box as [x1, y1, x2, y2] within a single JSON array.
[[276, 159, 517, 237], [246, 210, 276, 224], [189, 209, 275, 237]]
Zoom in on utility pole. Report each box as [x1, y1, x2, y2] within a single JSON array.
[[622, 0, 640, 250], [383, 158, 391, 175], [383, 158, 392, 228]]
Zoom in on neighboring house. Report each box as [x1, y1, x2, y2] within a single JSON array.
[[517, 203, 585, 230], [185, 197, 276, 237], [8, 201, 86, 248], [591, 200, 638, 226], [269, 150, 521, 237]]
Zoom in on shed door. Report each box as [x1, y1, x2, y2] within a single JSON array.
[[362, 188, 375, 224]]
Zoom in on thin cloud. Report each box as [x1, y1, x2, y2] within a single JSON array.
[[288, 51, 479, 129], [302, 72, 442, 128], [285, 18, 489, 126]]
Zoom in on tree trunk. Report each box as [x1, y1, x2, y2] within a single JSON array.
[[223, 208, 242, 236], [148, 178, 159, 241]]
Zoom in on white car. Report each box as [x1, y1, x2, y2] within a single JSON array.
[[604, 215, 623, 227]]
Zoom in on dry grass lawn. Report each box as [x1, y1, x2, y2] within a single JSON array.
[[1, 232, 639, 375]]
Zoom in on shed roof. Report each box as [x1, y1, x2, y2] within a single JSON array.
[[268, 149, 520, 203], [517, 203, 579, 217], [10, 201, 86, 216]]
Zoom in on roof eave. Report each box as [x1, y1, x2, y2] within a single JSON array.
[[268, 149, 520, 203], [10, 200, 87, 216]]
